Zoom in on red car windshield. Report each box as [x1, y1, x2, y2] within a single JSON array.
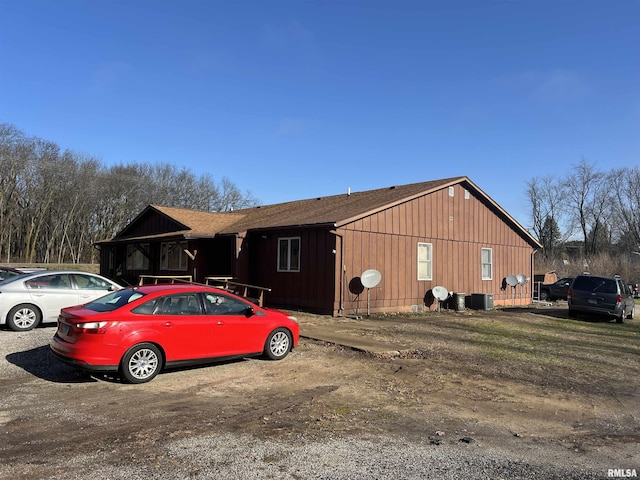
[[83, 289, 147, 312]]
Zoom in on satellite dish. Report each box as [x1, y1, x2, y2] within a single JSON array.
[[516, 274, 527, 286], [361, 269, 381, 288], [506, 275, 518, 287], [432, 286, 449, 301]]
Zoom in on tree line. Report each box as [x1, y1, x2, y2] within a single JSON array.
[[3, 123, 639, 280], [0, 123, 258, 264], [527, 158, 640, 280]]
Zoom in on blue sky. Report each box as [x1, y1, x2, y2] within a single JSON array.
[[1, 1, 638, 228]]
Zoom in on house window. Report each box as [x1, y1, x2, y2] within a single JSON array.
[[278, 237, 300, 272], [161, 241, 188, 271], [481, 248, 493, 280], [448, 186, 455, 197], [126, 244, 149, 270], [417, 242, 432, 281]]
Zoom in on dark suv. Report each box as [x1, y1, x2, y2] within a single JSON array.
[[567, 274, 635, 323], [536, 277, 574, 301]]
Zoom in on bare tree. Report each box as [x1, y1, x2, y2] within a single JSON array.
[[563, 158, 607, 259], [0, 123, 260, 264], [526, 174, 573, 257], [0, 124, 28, 262], [610, 167, 640, 252], [218, 177, 258, 211]]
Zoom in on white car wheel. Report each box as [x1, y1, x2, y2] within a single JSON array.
[[7, 304, 41, 331]]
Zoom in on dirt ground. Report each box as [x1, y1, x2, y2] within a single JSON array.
[[1, 305, 639, 478]]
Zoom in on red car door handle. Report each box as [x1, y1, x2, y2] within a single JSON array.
[[216, 321, 224, 326], [163, 322, 174, 328]]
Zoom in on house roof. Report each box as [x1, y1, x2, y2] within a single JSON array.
[[222, 177, 465, 232], [101, 205, 245, 243], [152, 205, 245, 238], [102, 177, 541, 248]]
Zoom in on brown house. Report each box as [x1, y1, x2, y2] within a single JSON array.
[[98, 176, 541, 315]]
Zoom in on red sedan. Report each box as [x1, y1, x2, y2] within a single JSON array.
[[50, 284, 299, 383]]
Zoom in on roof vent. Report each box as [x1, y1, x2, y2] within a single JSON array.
[[390, 186, 396, 190], [347, 187, 351, 196]]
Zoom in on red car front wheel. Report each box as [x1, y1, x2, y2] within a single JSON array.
[[263, 328, 291, 360]]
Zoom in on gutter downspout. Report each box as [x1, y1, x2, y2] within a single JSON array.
[[330, 229, 344, 315], [531, 249, 538, 303]]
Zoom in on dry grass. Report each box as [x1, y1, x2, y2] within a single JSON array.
[[5, 263, 100, 274]]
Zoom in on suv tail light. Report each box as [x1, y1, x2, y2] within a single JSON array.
[[567, 288, 572, 300], [616, 294, 623, 304]]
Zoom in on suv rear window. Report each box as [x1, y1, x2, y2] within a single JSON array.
[[572, 276, 617, 294]]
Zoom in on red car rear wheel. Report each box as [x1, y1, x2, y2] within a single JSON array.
[[120, 343, 162, 383]]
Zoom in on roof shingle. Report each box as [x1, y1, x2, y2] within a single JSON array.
[[106, 176, 539, 248], [220, 177, 464, 232]]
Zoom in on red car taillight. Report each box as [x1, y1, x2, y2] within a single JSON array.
[[567, 288, 572, 300], [616, 294, 623, 304], [77, 321, 110, 334]]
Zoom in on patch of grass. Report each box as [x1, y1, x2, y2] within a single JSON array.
[[333, 405, 354, 416], [7, 263, 100, 273], [375, 411, 397, 421], [436, 314, 640, 379]]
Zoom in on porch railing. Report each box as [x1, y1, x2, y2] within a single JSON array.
[[204, 277, 272, 307], [135, 275, 271, 307], [138, 275, 193, 285]]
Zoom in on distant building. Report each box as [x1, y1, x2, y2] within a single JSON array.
[[98, 176, 541, 315]]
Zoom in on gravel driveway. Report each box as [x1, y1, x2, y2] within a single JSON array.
[[1, 309, 637, 479]]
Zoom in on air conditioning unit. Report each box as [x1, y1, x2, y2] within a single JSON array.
[[471, 293, 494, 310]]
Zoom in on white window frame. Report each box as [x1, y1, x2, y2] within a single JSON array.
[[160, 241, 189, 271], [481, 248, 493, 280], [278, 237, 300, 272], [126, 243, 149, 270], [417, 242, 433, 281]]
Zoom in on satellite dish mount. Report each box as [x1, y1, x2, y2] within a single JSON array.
[[361, 269, 382, 315], [432, 286, 449, 312]]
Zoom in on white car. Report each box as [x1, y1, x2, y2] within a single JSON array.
[[0, 270, 121, 331]]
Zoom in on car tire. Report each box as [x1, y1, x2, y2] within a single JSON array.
[[7, 304, 42, 331], [626, 305, 634, 320], [568, 308, 577, 318], [263, 328, 292, 360], [616, 308, 625, 324], [539, 291, 550, 301], [120, 343, 162, 384]]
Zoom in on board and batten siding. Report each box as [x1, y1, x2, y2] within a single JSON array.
[[335, 184, 534, 315], [244, 228, 337, 313]]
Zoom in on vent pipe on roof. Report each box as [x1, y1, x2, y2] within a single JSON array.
[[348, 187, 351, 196]]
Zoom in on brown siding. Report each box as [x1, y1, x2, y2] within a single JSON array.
[[338, 185, 534, 315], [121, 211, 184, 237], [241, 229, 336, 313]]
